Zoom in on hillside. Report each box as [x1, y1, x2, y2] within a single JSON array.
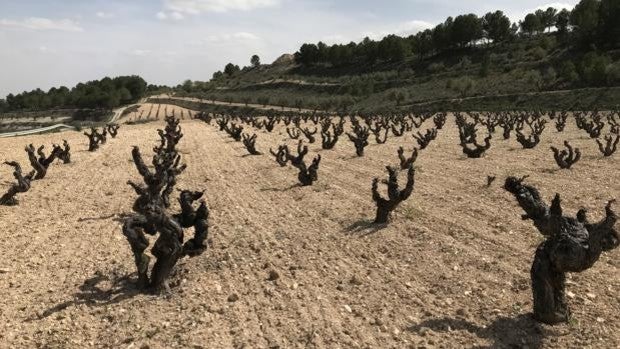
[[176, 0, 620, 114], [177, 33, 620, 113]]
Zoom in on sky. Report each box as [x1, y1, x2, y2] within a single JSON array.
[[0, 0, 578, 98]]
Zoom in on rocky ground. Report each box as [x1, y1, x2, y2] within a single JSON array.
[[0, 113, 618, 348]]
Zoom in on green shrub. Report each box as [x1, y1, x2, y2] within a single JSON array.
[[530, 46, 547, 61], [479, 55, 491, 77], [257, 96, 270, 106], [458, 57, 472, 69], [277, 98, 288, 109], [489, 53, 500, 63], [428, 62, 446, 74], [538, 36, 556, 51], [579, 52, 611, 86], [559, 61, 580, 84], [542, 67, 557, 88], [505, 46, 522, 62], [450, 77, 476, 98], [294, 99, 303, 110], [525, 70, 543, 91], [606, 62, 620, 86], [387, 90, 397, 101]]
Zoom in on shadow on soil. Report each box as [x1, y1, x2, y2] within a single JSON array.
[[32, 272, 142, 321], [408, 314, 545, 348], [344, 219, 388, 236]]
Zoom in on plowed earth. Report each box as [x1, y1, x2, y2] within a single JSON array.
[[0, 114, 618, 348]]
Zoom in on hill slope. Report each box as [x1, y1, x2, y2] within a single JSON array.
[[178, 34, 620, 112]]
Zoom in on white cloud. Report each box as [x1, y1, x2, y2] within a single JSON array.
[[164, 0, 280, 14], [321, 34, 350, 45], [508, 2, 578, 22], [156, 11, 168, 20], [316, 20, 433, 47], [232, 32, 259, 40], [130, 49, 151, 56], [0, 17, 84, 32], [205, 32, 260, 42], [361, 20, 433, 40], [535, 2, 575, 11], [95, 12, 115, 19], [171, 12, 185, 20], [157, 11, 184, 20]]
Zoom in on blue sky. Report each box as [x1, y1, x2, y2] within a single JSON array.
[[0, 0, 577, 98]]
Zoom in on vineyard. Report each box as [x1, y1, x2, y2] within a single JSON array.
[[0, 109, 618, 348]]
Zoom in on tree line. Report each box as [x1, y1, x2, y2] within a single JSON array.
[[210, 54, 263, 81], [294, 0, 619, 67], [0, 75, 150, 112]]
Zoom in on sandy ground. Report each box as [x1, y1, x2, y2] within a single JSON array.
[[0, 115, 618, 348]]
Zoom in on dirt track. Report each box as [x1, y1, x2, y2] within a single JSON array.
[[0, 115, 618, 348]]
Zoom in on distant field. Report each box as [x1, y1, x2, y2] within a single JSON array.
[[0, 110, 74, 133]]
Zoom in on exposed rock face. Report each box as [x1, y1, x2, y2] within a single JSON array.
[[272, 54, 295, 66]]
